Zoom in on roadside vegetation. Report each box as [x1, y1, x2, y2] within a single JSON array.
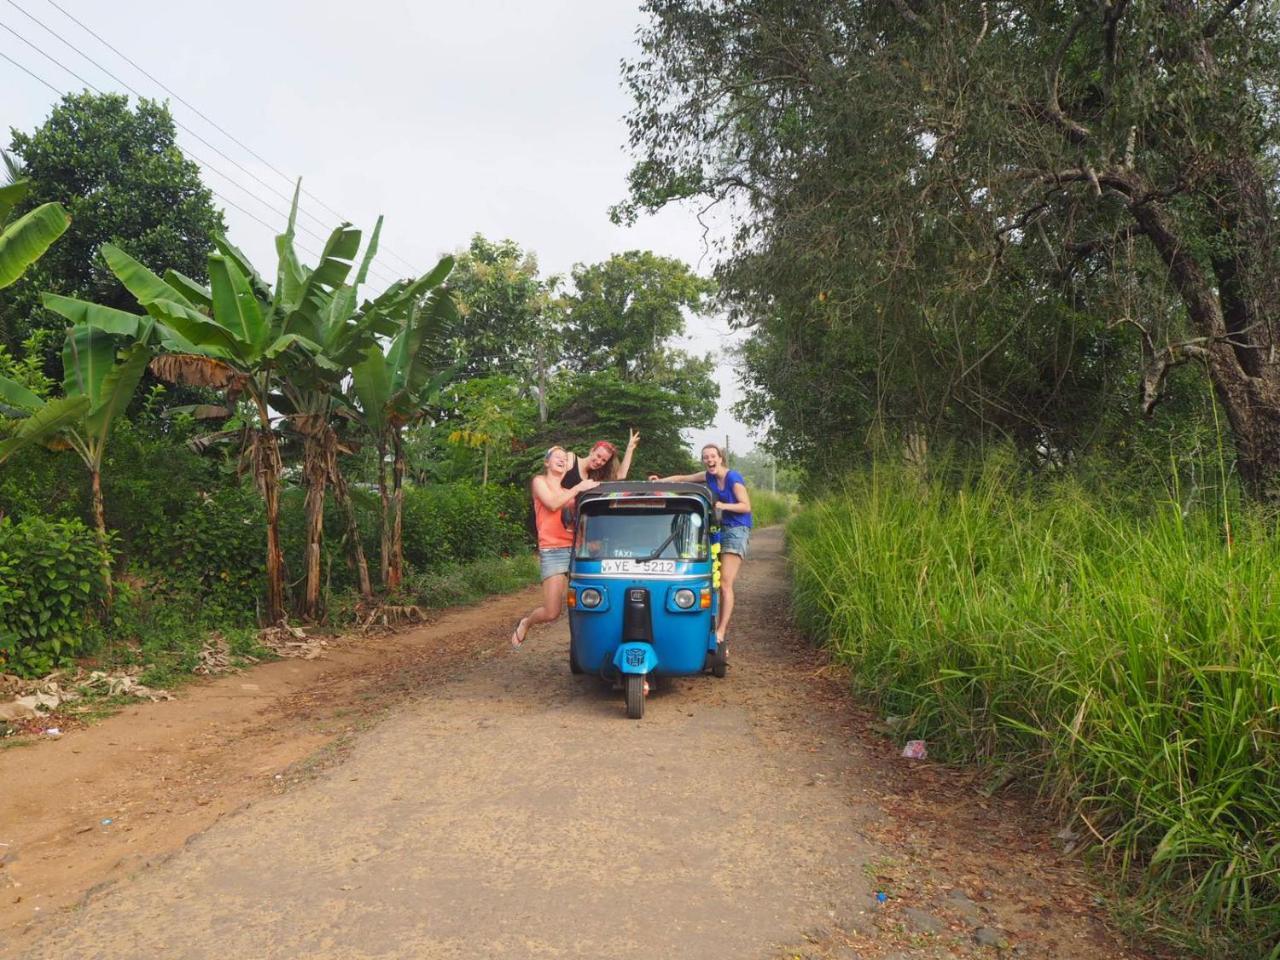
[[788, 455, 1280, 958], [744, 488, 793, 528]]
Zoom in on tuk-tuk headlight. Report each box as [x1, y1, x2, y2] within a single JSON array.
[[580, 588, 603, 609], [673, 588, 696, 609]]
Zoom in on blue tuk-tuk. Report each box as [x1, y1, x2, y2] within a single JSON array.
[[566, 481, 726, 719]]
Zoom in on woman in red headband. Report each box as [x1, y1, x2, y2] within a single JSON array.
[[561, 429, 640, 488]]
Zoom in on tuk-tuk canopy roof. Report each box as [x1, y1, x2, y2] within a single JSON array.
[[575, 480, 712, 507]]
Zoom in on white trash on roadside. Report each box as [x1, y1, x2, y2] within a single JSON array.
[[901, 739, 928, 760]]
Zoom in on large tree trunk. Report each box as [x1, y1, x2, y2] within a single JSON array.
[[389, 429, 406, 592], [253, 398, 286, 624], [1207, 360, 1280, 500], [1207, 156, 1280, 499], [1129, 162, 1280, 500], [89, 466, 114, 606], [300, 434, 327, 621]]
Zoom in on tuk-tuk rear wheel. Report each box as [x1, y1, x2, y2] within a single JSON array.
[[711, 641, 727, 679], [624, 673, 645, 719]]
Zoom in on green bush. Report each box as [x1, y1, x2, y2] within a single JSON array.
[[100, 417, 227, 556], [0, 516, 108, 676], [400, 553, 539, 609], [139, 484, 265, 616], [401, 483, 527, 569], [788, 457, 1280, 958], [107, 580, 260, 686], [0, 446, 88, 523]]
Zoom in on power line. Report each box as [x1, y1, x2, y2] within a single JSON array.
[[0, 43, 378, 286], [0, 39, 53, 93], [1, 2, 401, 289], [0, 22, 309, 262], [37, 0, 421, 278]]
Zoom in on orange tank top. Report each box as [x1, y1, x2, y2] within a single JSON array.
[[534, 486, 574, 550]]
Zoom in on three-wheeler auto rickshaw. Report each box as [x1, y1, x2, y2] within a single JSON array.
[[566, 481, 726, 719]]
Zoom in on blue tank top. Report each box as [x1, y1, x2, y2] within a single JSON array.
[[707, 469, 752, 528]]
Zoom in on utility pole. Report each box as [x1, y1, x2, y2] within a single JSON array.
[[535, 338, 547, 425], [771, 457, 777, 493]]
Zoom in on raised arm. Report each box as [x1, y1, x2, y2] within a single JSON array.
[[616, 429, 640, 480]]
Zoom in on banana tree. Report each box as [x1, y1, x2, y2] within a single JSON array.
[[274, 216, 396, 618], [274, 207, 455, 617], [0, 327, 151, 600], [351, 272, 459, 591], [58, 190, 362, 623]]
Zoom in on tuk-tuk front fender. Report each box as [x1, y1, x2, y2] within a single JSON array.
[[613, 642, 658, 676]]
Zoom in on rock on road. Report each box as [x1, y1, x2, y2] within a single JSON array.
[[15, 528, 1151, 960]]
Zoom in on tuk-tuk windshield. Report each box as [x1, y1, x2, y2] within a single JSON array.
[[575, 501, 707, 561]]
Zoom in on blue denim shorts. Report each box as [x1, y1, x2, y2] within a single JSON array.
[[720, 525, 751, 558], [539, 546, 572, 580]]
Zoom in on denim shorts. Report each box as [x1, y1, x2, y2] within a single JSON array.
[[720, 525, 751, 558], [539, 546, 572, 580]]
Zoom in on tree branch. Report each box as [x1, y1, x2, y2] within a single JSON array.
[[1064, 224, 1146, 257], [1204, 0, 1248, 38], [1141, 340, 1212, 415], [888, 0, 932, 33], [1044, 9, 1093, 143]]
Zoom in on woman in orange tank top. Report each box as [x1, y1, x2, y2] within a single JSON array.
[[511, 446, 598, 646]]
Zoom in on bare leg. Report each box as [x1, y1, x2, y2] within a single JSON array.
[[716, 552, 743, 644], [512, 574, 568, 645]]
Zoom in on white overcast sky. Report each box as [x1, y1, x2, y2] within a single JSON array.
[[1, 0, 757, 456]]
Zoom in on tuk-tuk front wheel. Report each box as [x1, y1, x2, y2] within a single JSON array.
[[569, 639, 584, 675], [624, 673, 646, 719]]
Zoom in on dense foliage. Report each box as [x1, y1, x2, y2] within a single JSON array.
[[621, 2, 1280, 496], [790, 458, 1280, 957], [0, 516, 107, 675], [446, 235, 548, 380]]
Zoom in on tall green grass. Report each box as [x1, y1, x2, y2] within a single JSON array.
[[788, 458, 1280, 958], [751, 489, 796, 527]]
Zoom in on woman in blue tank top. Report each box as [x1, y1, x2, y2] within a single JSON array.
[[654, 444, 753, 651]]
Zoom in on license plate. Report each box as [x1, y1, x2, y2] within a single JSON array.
[[601, 559, 676, 574]]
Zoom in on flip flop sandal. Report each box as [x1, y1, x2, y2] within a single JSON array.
[[510, 618, 529, 646]]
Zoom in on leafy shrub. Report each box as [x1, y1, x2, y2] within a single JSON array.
[[401, 483, 527, 570], [0, 446, 87, 522], [139, 484, 264, 615], [107, 579, 260, 685], [100, 416, 227, 556], [0, 516, 108, 676], [400, 553, 539, 609]]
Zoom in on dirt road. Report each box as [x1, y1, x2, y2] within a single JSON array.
[[4, 528, 1154, 959]]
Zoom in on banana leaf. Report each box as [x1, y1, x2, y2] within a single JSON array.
[[0, 201, 70, 289], [0, 395, 89, 463]]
